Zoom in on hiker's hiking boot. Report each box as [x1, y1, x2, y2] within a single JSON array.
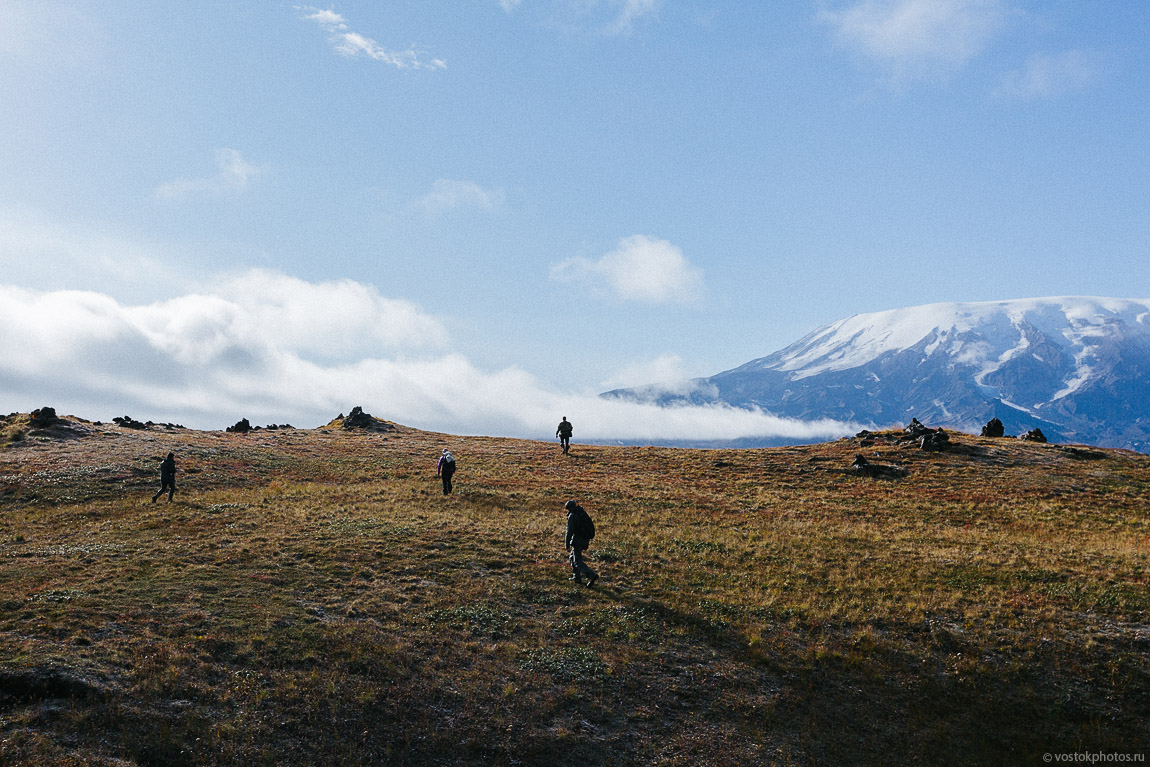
[[569, 575, 583, 584], [585, 573, 598, 588]]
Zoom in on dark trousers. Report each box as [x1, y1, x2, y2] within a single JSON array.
[[153, 479, 175, 502], [569, 546, 597, 581], [440, 471, 454, 495], [559, 436, 570, 453]]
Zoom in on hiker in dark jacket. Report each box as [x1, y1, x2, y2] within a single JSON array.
[[152, 452, 177, 502], [436, 449, 456, 496], [564, 499, 598, 586], [556, 416, 573, 454]]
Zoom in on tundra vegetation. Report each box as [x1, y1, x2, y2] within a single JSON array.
[[0, 412, 1147, 765]]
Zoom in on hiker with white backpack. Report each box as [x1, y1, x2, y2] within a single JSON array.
[[436, 448, 457, 496]]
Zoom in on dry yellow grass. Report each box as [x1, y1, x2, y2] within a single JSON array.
[[0, 413, 1147, 765]]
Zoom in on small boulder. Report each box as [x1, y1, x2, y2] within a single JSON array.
[[849, 454, 907, 479], [920, 428, 951, 452], [29, 407, 59, 427], [902, 419, 949, 450], [226, 418, 252, 434], [980, 418, 1005, 438], [113, 415, 148, 430], [1058, 446, 1105, 460], [904, 418, 932, 440], [1020, 428, 1047, 443]]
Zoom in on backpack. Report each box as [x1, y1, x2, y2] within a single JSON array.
[[577, 507, 595, 540]]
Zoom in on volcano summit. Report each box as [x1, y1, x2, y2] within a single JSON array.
[[607, 297, 1150, 451]]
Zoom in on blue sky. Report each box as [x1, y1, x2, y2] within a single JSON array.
[[1, 0, 1148, 439]]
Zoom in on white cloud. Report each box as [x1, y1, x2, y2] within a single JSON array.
[[0, 1, 103, 68], [601, 354, 689, 389], [0, 278, 855, 442], [209, 269, 449, 358], [0, 269, 445, 368], [499, 1, 658, 36], [550, 235, 704, 305], [819, 0, 1009, 83], [995, 50, 1102, 100], [298, 5, 445, 70], [154, 148, 263, 201], [300, 8, 346, 29], [411, 179, 506, 216], [0, 208, 185, 299], [600, 354, 719, 399], [604, 0, 659, 36]]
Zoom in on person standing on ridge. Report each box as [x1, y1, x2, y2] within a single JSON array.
[[556, 416, 573, 454], [152, 452, 177, 503], [564, 499, 598, 587], [436, 448, 457, 496]]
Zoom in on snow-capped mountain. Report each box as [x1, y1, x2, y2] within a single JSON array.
[[606, 297, 1150, 451]]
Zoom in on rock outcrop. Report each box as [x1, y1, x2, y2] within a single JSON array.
[[29, 407, 60, 428], [1020, 428, 1047, 443], [902, 419, 951, 451], [849, 454, 908, 479], [113, 415, 148, 430], [323, 406, 396, 433]]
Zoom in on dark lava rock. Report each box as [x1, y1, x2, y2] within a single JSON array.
[[902, 419, 950, 451], [849, 454, 908, 479], [919, 428, 951, 452], [113, 415, 148, 430], [328, 406, 395, 433], [226, 418, 252, 433], [29, 407, 59, 427], [1020, 428, 1047, 443], [981, 418, 1005, 438]]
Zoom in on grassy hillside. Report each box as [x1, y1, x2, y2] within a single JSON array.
[[1, 412, 1147, 765]]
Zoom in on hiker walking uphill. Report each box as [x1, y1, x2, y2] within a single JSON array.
[[436, 449, 456, 496], [564, 499, 598, 587], [152, 452, 177, 503], [556, 416, 573, 454]]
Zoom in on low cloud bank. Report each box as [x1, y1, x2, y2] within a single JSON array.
[[0, 275, 856, 442]]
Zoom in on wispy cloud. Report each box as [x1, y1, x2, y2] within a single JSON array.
[[154, 148, 263, 201], [411, 179, 506, 216], [0, 1, 104, 68], [995, 50, 1103, 100], [598, 354, 721, 400], [0, 208, 185, 300], [601, 353, 690, 389], [498, 0, 659, 36], [0, 275, 854, 441], [298, 6, 446, 70], [603, 0, 659, 35], [550, 235, 704, 305], [819, 0, 1009, 83]]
